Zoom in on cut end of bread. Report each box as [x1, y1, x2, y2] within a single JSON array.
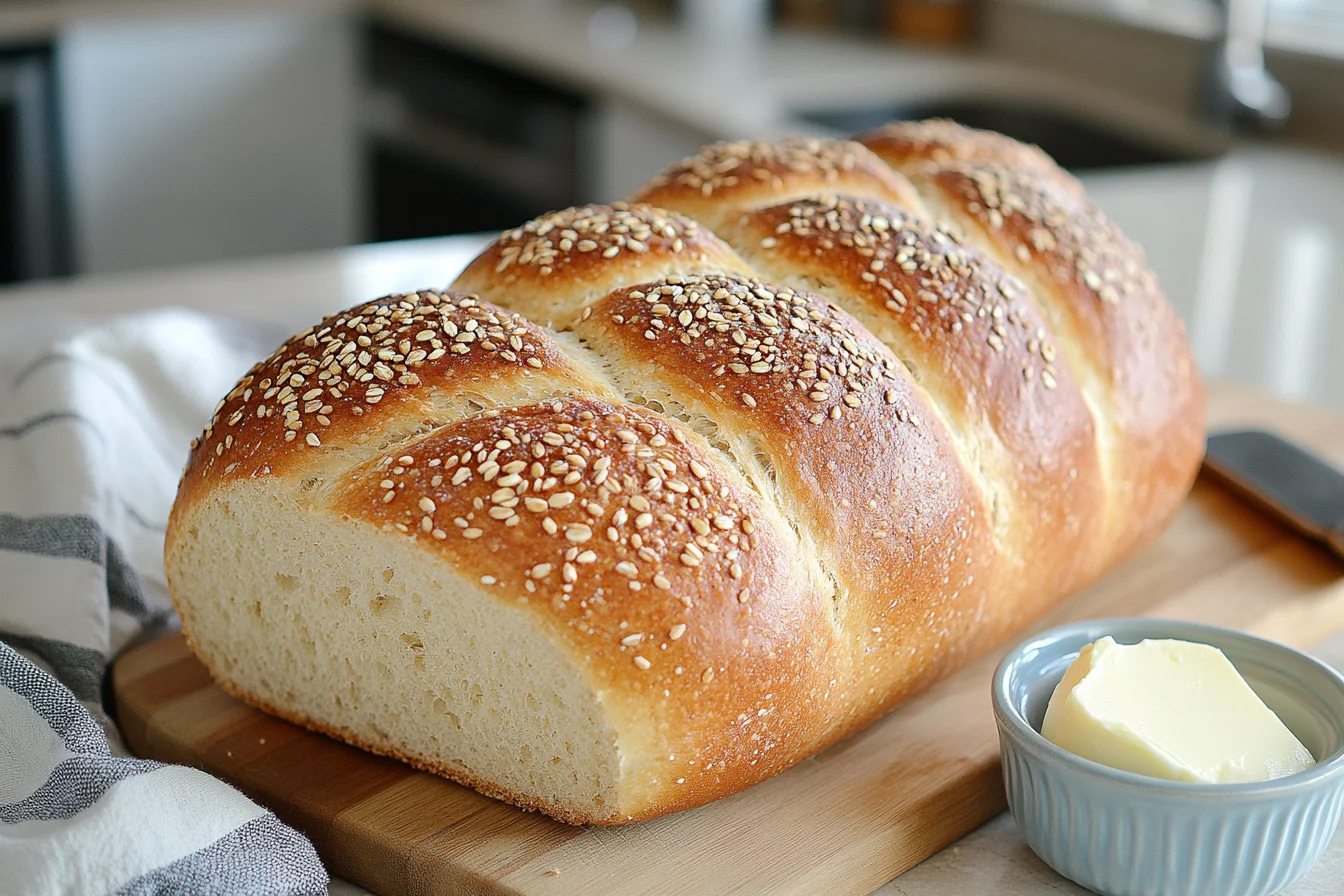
[[168, 482, 624, 823]]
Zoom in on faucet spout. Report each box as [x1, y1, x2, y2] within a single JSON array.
[[1202, 0, 1291, 131]]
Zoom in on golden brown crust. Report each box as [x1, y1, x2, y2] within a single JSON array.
[[451, 204, 753, 329], [572, 274, 1000, 697], [857, 119, 1080, 193], [723, 196, 1106, 598], [176, 291, 593, 509], [907, 163, 1204, 563], [168, 121, 1205, 828], [629, 138, 925, 232], [328, 395, 839, 820]]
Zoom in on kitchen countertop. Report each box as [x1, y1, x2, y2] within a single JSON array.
[[2, 145, 1343, 895], [364, 0, 1214, 148], [0, 0, 1218, 153]]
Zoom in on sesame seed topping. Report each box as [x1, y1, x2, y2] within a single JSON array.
[[592, 273, 911, 428], [938, 161, 1146, 315], [751, 194, 1069, 396], [640, 137, 897, 201], [484, 203, 705, 282], [333, 394, 772, 699], [190, 289, 558, 473]]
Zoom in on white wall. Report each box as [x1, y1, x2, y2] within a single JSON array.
[[59, 10, 359, 274]]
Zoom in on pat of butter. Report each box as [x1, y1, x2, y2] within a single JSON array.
[[1041, 636, 1314, 783]]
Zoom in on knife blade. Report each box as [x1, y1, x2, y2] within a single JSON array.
[[1203, 429, 1344, 561]]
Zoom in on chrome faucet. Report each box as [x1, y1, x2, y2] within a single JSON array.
[[1203, 0, 1291, 130]]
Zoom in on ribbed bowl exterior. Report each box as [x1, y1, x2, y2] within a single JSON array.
[[1000, 729, 1344, 896], [993, 618, 1344, 896]]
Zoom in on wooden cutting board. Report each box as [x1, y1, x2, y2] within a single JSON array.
[[113, 382, 1344, 896]]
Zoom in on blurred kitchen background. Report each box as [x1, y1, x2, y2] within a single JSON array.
[[0, 0, 1342, 408]]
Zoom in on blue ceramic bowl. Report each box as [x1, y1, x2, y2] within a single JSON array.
[[992, 617, 1344, 896]]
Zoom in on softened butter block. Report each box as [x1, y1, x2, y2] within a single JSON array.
[[1041, 636, 1315, 783]]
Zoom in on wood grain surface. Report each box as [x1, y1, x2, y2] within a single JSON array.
[[113, 382, 1344, 896]]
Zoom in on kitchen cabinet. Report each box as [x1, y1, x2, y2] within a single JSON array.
[[58, 9, 358, 275]]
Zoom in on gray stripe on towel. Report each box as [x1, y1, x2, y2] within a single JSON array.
[[113, 814, 329, 896], [0, 513, 159, 620], [0, 754, 160, 823], [0, 633, 106, 705], [0, 639, 106, 752]]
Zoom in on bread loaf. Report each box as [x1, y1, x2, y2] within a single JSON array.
[[165, 120, 1204, 824]]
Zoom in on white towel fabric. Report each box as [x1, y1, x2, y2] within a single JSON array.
[[0, 309, 327, 896]]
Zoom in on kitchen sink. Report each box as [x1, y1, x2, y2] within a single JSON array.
[[790, 99, 1223, 172]]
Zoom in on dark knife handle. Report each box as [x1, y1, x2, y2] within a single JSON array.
[[1204, 430, 1344, 563]]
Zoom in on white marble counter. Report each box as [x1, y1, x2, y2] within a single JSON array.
[[3, 149, 1344, 894]]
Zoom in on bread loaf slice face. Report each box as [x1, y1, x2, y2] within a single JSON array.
[[168, 290, 841, 823], [167, 477, 628, 821]]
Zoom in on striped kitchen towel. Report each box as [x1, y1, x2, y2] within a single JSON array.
[[0, 309, 328, 896]]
